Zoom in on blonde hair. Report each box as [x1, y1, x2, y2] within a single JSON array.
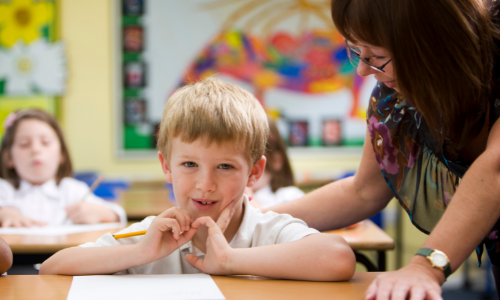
[[157, 77, 269, 165]]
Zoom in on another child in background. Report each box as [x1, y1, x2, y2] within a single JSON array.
[[40, 77, 355, 281], [248, 117, 304, 209], [0, 109, 126, 227], [0, 237, 12, 274]]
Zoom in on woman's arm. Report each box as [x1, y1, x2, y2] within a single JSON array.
[[266, 130, 394, 230], [366, 118, 500, 300], [0, 237, 12, 274]]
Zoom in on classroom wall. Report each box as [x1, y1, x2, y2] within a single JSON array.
[[58, 0, 362, 181], [59, 0, 162, 180]]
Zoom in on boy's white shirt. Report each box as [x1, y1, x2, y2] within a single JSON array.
[[79, 195, 319, 275], [254, 184, 305, 208], [0, 177, 127, 225]]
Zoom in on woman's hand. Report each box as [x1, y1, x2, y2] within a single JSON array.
[[137, 207, 198, 264], [0, 207, 46, 227], [365, 258, 444, 300], [65, 202, 119, 224], [185, 200, 237, 274]]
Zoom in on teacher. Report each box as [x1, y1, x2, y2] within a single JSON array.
[[267, 0, 500, 299]]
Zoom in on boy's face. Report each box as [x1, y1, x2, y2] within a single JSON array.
[[159, 136, 265, 222]]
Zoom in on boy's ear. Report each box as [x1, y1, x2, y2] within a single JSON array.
[[246, 155, 266, 188], [158, 151, 173, 183]]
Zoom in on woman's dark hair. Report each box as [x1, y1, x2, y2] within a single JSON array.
[[265, 117, 295, 192], [0, 109, 73, 188], [331, 0, 500, 154]]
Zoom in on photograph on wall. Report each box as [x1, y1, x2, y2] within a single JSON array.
[[123, 26, 144, 52], [123, 0, 144, 16]]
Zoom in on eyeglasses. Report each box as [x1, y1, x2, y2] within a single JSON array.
[[345, 40, 392, 73]]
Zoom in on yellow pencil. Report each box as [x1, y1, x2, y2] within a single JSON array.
[[113, 230, 147, 239]]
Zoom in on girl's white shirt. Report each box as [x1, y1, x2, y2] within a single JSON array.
[[253, 184, 305, 208], [0, 177, 127, 225]]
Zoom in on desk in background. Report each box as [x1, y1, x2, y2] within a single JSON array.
[[0, 273, 379, 300], [325, 220, 394, 272], [117, 182, 175, 220], [1, 220, 392, 272], [1, 228, 125, 255]]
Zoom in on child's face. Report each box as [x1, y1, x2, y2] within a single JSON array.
[[159, 136, 265, 222], [9, 119, 62, 185]]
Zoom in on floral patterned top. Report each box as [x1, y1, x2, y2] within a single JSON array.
[[367, 82, 500, 265]]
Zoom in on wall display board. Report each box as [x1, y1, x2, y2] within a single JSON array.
[[0, 0, 64, 139], [116, 0, 376, 157]]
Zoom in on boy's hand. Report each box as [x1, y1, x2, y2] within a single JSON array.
[[185, 200, 237, 275], [137, 207, 197, 264], [65, 202, 119, 224], [0, 207, 46, 228]]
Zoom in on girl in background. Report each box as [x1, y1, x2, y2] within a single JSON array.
[[0, 109, 126, 227], [249, 117, 304, 209]]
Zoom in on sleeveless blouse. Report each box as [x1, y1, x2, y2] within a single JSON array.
[[367, 82, 500, 265]]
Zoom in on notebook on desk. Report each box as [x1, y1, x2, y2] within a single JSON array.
[[67, 274, 225, 300]]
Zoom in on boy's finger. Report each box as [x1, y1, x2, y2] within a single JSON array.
[[159, 209, 190, 233], [177, 227, 198, 244], [177, 210, 191, 233], [217, 200, 237, 233], [184, 254, 204, 272], [157, 218, 181, 239], [192, 216, 217, 229]]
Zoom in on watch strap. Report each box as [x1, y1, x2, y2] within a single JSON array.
[[416, 248, 451, 279], [416, 248, 433, 257]]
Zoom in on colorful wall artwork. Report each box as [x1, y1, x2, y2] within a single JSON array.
[[120, 0, 376, 151], [0, 0, 64, 138]]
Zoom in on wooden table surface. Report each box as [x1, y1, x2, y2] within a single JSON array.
[[1, 228, 125, 254], [325, 220, 394, 251], [2, 219, 393, 255], [2, 220, 392, 255], [0, 272, 379, 300]]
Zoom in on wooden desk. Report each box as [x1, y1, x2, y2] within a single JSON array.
[[325, 220, 394, 272], [117, 188, 175, 220], [0, 273, 379, 300], [1, 228, 124, 255]]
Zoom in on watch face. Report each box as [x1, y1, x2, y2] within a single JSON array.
[[431, 253, 448, 267]]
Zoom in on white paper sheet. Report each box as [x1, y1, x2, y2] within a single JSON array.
[[0, 222, 123, 236], [67, 274, 226, 300]]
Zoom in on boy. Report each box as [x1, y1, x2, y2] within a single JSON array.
[[40, 77, 355, 281]]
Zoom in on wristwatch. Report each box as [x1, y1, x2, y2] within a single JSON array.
[[415, 248, 451, 279]]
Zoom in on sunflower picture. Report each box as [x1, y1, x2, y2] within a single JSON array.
[[0, 0, 64, 98], [0, 0, 55, 48]]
